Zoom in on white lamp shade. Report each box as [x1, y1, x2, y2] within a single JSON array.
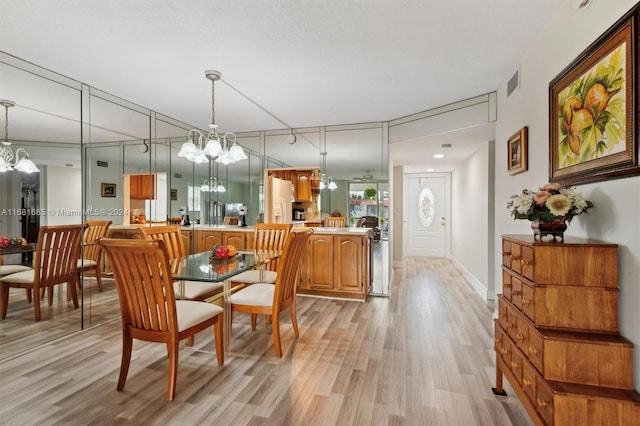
[[0, 157, 10, 172], [203, 138, 223, 157], [192, 151, 209, 164], [229, 144, 247, 161], [14, 158, 39, 173], [177, 140, 198, 158], [215, 151, 232, 164]]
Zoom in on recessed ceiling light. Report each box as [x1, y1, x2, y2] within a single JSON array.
[[427, 168, 435, 172], [434, 154, 444, 159]]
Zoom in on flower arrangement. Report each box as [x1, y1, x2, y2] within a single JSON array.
[[507, 183, 593, 223]]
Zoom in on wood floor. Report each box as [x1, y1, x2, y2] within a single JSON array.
[[0, 257, 531, 425]]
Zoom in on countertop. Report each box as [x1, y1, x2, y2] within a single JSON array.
[[110, 223, 372, 236]]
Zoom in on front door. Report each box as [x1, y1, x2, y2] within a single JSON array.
[[403, 173, 448, 257]]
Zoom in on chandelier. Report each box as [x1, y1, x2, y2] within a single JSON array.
[[0, 100, 39, 173], [319, 151, 337, 190], [178, 70, 247, 165], [200, 177, 226, 193]]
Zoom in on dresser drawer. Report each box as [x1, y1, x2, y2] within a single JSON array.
[[494, 323, 511, 365], [535, 375, 554, 425], [524, 283, 619, 333], [521, 360, 538, 408], [499, 296, 633, 390]]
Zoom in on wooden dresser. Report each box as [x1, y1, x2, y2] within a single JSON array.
[[493, 235, 640, 425]]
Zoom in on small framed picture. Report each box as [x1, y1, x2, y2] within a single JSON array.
[[507, 126, 528, 175], [170, 188, 178, 201], [101, 183, 116, 197]]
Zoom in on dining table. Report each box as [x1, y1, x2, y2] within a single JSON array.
[[0, 243, 36, 266], [171, 249, 281, 353]]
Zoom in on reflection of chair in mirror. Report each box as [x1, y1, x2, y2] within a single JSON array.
[[325, 216, 346, 228], [1, 225, 83, 321], [228, 229, 313, 357], [139, 225, 223, 301], [98, 238, 224, 401], [223, 216, 239, 225], [357, 215, 381, 241], [77, 220, 112, 292], [232, 223, 292, 285]]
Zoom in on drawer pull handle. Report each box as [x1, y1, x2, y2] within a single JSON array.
[[512, 290, 522, 296], [494, 337, 503, 344], [503, 283, 512, 289], [500, 348, 509, 355], [498, 313, 505, 319], [522, 298, 531, 306], [515, 333, 524, 341], [510, 361, 519, 370], [536, 398, 549, 408], [528, 346, 538, 355], [521, 259, 531, 266], [506, 321, 514, 329], [522, 378, 531, 387], [502, 251, 509, 256], [511, 255, 521, 261]]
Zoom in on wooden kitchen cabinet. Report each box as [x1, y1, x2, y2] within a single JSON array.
[[181, 229, 193, 255], [130, 174, 156, 200], [295, 171, 312, 202], [222, 231, 246, 249], [197, 230, 222, 253], [333, 235, 365, 294], [299, 234, 334, 291], [298, 230, 370, 301]]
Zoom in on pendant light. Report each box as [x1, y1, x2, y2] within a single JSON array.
[[0, 100, 39, 173], [178, 70, 247, 164]]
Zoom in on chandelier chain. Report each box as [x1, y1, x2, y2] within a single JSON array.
[[211, 78, 216, 126]]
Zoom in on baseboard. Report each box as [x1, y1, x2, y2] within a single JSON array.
[[448, 255, 489, 300], [393, 260, 405, 268]]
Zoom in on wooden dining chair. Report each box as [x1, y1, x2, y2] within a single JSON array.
[[228, 229, 313, 357], [0, 224, 83, 321], [232, 223, 292, 285], [325, 216, 346, 228], [98, 238, 224, 401], [139, 225, 224, 301], [77, 220, 112, 291]]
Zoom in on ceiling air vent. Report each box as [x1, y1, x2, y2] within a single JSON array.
[[507, 69, 519, 97], [96, 160, 108, 168]]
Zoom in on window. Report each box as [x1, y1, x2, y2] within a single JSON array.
[[418, 187, 435, 227]]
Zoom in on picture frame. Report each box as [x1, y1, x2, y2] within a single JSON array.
[[549, 9, 640, 185], [170, 188, 178, 201], [101, 183, 116, 198], [507, 126, 528, 175]]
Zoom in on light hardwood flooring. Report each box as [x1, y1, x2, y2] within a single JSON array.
[[0, 257, 531, 425]]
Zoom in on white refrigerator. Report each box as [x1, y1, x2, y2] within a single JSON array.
[[265, 176, 292, 224]]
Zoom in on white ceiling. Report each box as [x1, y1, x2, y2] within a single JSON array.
[[0, 0, 560, 179]]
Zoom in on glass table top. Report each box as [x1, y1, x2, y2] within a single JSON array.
[[172, 250, 281, 282]]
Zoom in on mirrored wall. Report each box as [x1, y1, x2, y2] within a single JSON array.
[[0, 51, 389, 361]]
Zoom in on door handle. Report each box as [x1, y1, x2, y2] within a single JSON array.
[[441, 217, 446, 226]]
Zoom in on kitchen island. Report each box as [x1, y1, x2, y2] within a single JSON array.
[[107, 224, 373, 302]]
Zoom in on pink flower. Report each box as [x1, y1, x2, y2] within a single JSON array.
[[543, 183, 561, 191], [533, 191, 550, 206]]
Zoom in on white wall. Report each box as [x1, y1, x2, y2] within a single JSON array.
[[495, 0, 640, 390], [450, 142, 494, 298], [43, 166, 81, 225]]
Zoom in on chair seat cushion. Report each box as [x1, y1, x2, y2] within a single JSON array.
[[175, 300, 223, 332], [174, 280, 223, 300], [228, 283, 274, 307], [0, 270, 34, 284], [77, 259, 98, 268], [232, 269, 277, 284], [0, 265, 32, 276]]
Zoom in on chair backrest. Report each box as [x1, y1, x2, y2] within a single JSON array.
[[253, 223, 292, 271], [34, 224, 83, 287], [360, 216, 379, 228], [355, 217, 366, 227], [82, 220, 112, 261], [223, 216, 239, 225], [325, 216, 346, 228], [98, 238, 178, 334], [138, 225, 186, 260], [272, 230, 313, 313]]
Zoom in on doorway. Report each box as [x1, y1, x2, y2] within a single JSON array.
[[403, 173, 449, 257]]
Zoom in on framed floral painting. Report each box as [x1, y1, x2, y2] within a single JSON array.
[[549, 9, 640, 185]]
